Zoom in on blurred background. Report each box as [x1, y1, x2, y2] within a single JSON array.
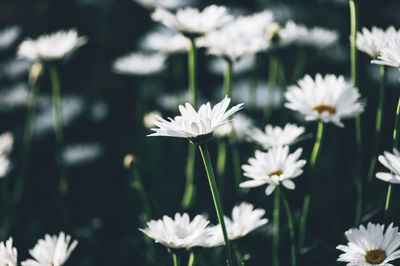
[[0, 0, 400, 265]]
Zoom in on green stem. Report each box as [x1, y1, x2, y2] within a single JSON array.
[[131, 167, 152, 221], [217, 140, 227, 198], [224, 59, 233, 98], [290, 48, 307, 83], [198, 143, 232, 266], [354, 176, 362, 227], [393, 95, 400, 148], [281, 190, 296, 266], [231, 143, 242, 194], [188, 251, 196, 266], [172, 253, 181, 266], [298, 122, 324, 251], [188, 38, 197, 107], [48, 64, 68, 196], [272, 186, 280, 266], [384, 184, 392, 223], [233, 243, 244, 266], [182, 144, 196, 209]]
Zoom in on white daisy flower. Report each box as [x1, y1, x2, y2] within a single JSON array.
[[0, 132, 14, 156], [17, 29, 87, 62], [133, 0, 189, 10], [21, 232, 78, 266], [139, 27, 189, 54], [376, 149, 400, 184], [112, 52, 166, 75], [372, 34, 400, 69], [0, 25, 21, 50], [279, 21, 338, 49], [285, 74, 364, 127], [0, 156, 12, 178], [148, 96, 243, 143], [336, 222, 400, 266], [151, 5, 233, 38], [356, 26, 398, 59], [63, 143, 104, 166], [251, 124, 305, 149], [0, 59, 31, 80], [139, 213, 215, 249], [0, 237, 17, 266], [214, 113, 254, 142], [240, 146, 306, 195]]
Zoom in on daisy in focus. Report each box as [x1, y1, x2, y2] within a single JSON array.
[[21, 232, 78, 266], [17, 29, 87, 62], [356, 26, 398, 59], [372, 34, 400, 70], [151, 5, 233, 38], [148, 96, 243, 144], [336, 222, 400, 266], [112, 52, 166, 76], [376, 149, 400, 184], [240, 146, 306, 195], [250, 124, 305, 150], [0, 237, 17, 266], [139, 213, 215, 250], [285, 73, 364, 127]]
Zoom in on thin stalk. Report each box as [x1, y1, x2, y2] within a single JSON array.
[[281, 190, 296, 266], [224, 59, 233, 98], [198, 143, 232, 266], [182, 144, 196, 209], [217, 140, 227, 198], [231, 143, 242, 194], [384, 184, 392, 223], [188, 38, 197, 107], [272, 186, 280, 266], [48, 64, 68, 196], [233, 243, 244, 266], [188, 251, 196, 266], [290, 48, 307, 83], [367, 66, 387, 182], [298, 122, 324, 250], [172, 253, 181, 266], [131, 167, 152, 221]]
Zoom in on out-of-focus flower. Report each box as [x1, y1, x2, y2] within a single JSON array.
[[209, 55, 254, 75], [372, 34, 400, 69], [0, 83, 29, 112], [157, 90, 190, 111], [214, 113, 254, 142], [151, 5, 233, 38], [0, 25, 21, 50], [356, 26, 398, 59], [0, 59, 31, 80], [143, 111, 162, 129], [278, 21, 338, 49], [139, 26, 189, 54], [17, 29, 87, 62], [231, 79, 283, 110], [0, 237, 17, 266], [148, 96, 243, 143], [21, 232, 78, 266], [251, 124, 305, 149], [112, 52, 166, 76], [376, 148, 400, 184], [240, 146, 306, 195], [133, 0, 190, 10], [285, 74, 364, 127], [139, 213, 215, 249], [89, 101, 109, 122], [63, 143, 104, 166], [0, 132, 13, 178], [337, 223, 400, 266]]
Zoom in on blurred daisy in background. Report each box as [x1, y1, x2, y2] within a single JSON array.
[[337, 223, 400, 266], [376, 149, 400, 184], [0, 83, 29, 112], [214, 113, 254, 142], [143, 110, 162, 129], [133, 0, 190, 10], [372, 34, 400, 70], [0, 132, 14, 178], [356, 26, 399, 59], [112, 52, 166, 76], [151, 5, 233, 38], [139, 26, 189, 54], [63, 143, 104, 166], [250, 124, 305, 150], [140, 213, 215, 249], [0, 25, 21, 51], [0, 237, 17, 266], [148, 96, 243, 143], [17, 29, 87, 62], [21, 232, 78, 266], [0, 59, 30, 80], [285, 73, 364, 127], [208, 55, 254, 76], [240, 146, 306, 195], [157, 90, 190, 111]]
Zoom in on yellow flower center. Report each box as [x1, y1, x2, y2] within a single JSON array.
[[365, 249, 387, 264], [312, 104, 336, 115], [268, 170, 283, 177]]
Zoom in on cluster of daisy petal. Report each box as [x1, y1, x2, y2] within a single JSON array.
[[0, 232, 77, 266]]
